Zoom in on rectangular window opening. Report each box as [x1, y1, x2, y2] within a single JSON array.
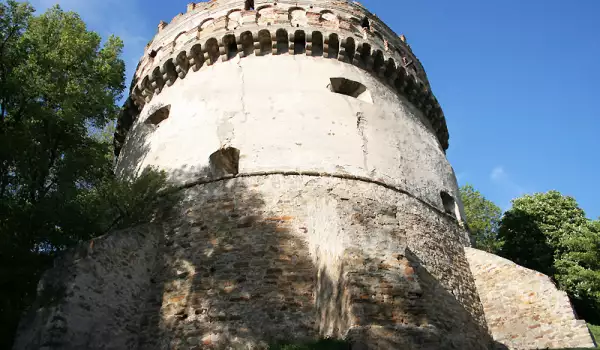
[[328, 77, 373, 103], [145, 105, 171, 126]]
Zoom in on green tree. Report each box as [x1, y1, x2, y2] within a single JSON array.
[[554, 219, 600, 322], [459, 184, 503, 253], [498, 191, 588, 276], [0, 2, 170, 347], [498, 191, 600, 323]]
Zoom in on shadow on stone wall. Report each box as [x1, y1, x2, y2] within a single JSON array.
[[136, 169, 324, 349], [315, 246, 509, 350], [405, 250, 509, 350], [14, 141, 509, 350], [130, 163, 510, 349], [115, 113, 153, 182]]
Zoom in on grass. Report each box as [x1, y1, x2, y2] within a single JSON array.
[[269, 339, 350, 350], [589, 323, 599, 347], [266, 327, 600, 350]]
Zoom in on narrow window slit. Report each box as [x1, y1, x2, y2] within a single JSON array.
[[440, 191, 456, 217]]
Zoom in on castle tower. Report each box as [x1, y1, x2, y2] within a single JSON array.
[[112, 0, 494, 348], [14, 1, 498, 349]]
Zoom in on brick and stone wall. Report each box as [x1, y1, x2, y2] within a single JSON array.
[[14, 176, 497, 350], [466, 247, 596, 349], [13, 1, 503, 349], [143, 175, 493, 349], [12, 225, 162, 350]]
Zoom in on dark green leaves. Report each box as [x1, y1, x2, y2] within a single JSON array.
[[459, 184, 503, 253], [0, 2, 166, 347], [498, 191, 600, 323]]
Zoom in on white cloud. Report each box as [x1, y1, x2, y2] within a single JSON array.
[[490, 166, 507, 182], [490, 165, 529, 211]]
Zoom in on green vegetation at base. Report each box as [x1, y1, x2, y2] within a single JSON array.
[[269, 339, 350, 350], [0, 1, 171, 348], [589, 323, 599, 347], [460, 185, 600, 325]]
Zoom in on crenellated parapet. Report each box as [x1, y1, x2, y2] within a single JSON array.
[[143, 0, 427, 82], [115, 0, 449, 156]]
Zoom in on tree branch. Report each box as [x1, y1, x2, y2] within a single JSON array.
[[36, 135, 60, 201]]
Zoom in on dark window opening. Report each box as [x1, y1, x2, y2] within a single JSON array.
[[240, 31, 254, 56], [276, 29, 289, 54], [223, 35, 238, 59], [258, 30, 272, 55], [205, 38, 220, 64], [440, 191, 456, 216], [328, 78, 372, 103], [361, 16, 370, 30], [294, 30, 306, 55], [149, 50, 157, 58], [373, 50, 385, 72], [328, 33, 339, 59], [209, 147, 240, 177], [311, 31, 323, 56], [358, 43, 371, 66], [145, 105, 170, 126], [342, 37, 355, 63], [244, 0, 254, 10]]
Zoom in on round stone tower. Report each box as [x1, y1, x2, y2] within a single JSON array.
[[113, 0, 494, 348]]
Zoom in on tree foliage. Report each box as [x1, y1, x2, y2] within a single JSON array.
[[498, 191, 588, 275], [498, 191, 600, 323], [0, 2, 169, 347], [459, 184, 600, 323], [459, 184, 503, 253], [554, 219, 600, 322]]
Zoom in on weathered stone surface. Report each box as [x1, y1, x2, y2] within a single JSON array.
[[115, 0, 447, 158], [142, 176, 493, 349], [116, 54, 462, 228], [15, 1, 509, 349], [466, 247, 596, 350], [12, 225, 161, 350], [14, 177, 496, 350]]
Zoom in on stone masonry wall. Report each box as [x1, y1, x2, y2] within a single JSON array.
[[140, 175, 494, 350], [14, 176, 496, 350], [466, 247, 596, 350], [13, 225, 162, 350]]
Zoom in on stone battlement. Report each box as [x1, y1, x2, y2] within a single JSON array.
[[142, 0, 425, 85], [115, 0, 449, 156]]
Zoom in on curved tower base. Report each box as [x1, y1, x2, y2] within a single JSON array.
[[141, 175, 493, 350], [14, 175, 496, 350]]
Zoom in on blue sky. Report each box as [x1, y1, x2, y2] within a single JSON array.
[[29, 0, 600, 218]]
